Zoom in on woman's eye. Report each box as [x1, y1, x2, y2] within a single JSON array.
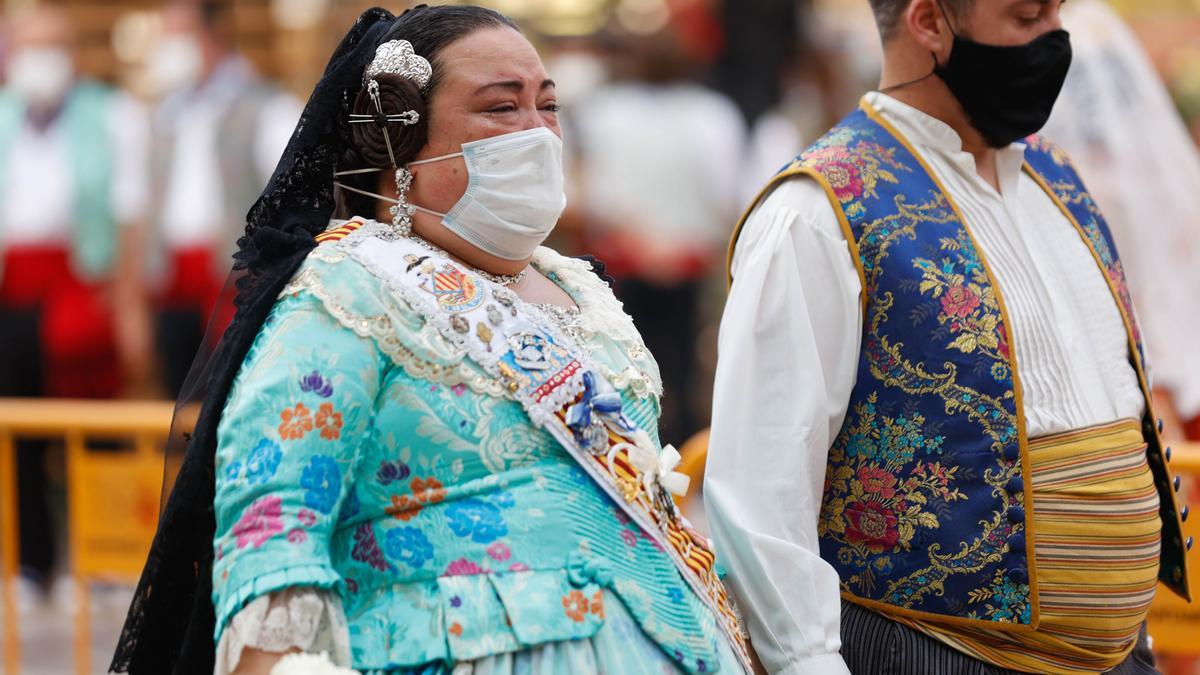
[[486, 104, 517, 113], [541, 103, 561, 113]]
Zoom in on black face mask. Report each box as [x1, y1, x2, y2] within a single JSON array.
[[933, 26, 1073, 148]]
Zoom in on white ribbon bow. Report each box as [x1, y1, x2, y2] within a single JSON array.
[[617, 437, 692, 500], [656, 444, 692, 497]]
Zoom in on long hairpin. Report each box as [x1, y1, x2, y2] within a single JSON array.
[[333, 40, 432, 238]]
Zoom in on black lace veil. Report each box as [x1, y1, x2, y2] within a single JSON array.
[[110, 8, 399, 673]]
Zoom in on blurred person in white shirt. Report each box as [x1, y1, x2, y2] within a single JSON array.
[[143, 0, 301, 398], [0, 4, 150, 594], [1043, 0, 1200, 442], [568, 28, 745, 442]]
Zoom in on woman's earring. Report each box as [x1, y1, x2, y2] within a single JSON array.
[[390, 167, 416, 237]]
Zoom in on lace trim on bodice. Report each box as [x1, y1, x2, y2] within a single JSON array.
[[282, 223, 662, 401]]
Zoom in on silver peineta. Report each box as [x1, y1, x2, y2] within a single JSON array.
[[364, 39, 432, 90]]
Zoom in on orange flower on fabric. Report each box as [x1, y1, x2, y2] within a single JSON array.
[[590, 590, 604, 619], [448, 622, 463, 637], [412, 477, 446, 505], [386, 494, 422, 521], [563, 590, 589, 623], [315, 402, 344, 440], [278, 403, 313, 440]]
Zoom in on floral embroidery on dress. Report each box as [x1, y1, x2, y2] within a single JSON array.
[[412, 476, 446, 504], [279, 403, 314, 440], [350, 523, 393, 572], [376, 460, 410, 485], [298, 508, 317, 527], [486, 542, 511, 562], [385, 475, 445, 521], [383, 526, 434, 569], [445, 499, 508, 544], [286, 527, 307, 544], [245, 439, 282, 486], [563, 590, 589, 622], [232, 496, 284, 549], [300, 456, 341, 514], [316, 403, 344, 440], [299, 370, 334, 397], [445, 558, 486, 576], [590, 590, 605, 619]]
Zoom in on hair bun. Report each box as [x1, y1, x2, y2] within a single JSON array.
[[350, 73, 428, 168]]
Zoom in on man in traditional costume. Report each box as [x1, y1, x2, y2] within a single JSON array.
[[706, 0, 1191, 673]]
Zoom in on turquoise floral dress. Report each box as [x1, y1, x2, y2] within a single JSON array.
[[210, 220, 743, 674]]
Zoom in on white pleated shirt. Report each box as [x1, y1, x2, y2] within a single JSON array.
[[705, 92, 1146, 674]]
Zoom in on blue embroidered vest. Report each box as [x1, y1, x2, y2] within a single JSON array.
[[729, 100, 1191, 631]]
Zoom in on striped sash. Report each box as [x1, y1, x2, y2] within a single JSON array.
[[890, 419, 1161, 673]]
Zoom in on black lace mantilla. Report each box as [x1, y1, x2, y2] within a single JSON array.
[[110, 8, 399, 673]]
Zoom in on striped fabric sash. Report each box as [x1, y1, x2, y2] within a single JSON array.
[[892, 419, 1161, 674]]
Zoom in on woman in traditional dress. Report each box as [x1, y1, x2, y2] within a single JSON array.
[[111, 6, 750, 675]]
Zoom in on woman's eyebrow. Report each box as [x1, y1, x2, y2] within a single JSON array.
[[473, 79, 556, 95]]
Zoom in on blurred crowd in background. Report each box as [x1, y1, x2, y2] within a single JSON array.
[[4, 0, 1200, 656]]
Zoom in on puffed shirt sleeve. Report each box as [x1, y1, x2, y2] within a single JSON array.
[[211, 287, 385, 643], [705, 176, 862, 674]]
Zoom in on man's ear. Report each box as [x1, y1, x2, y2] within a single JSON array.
[[905, 0, 954, 61]]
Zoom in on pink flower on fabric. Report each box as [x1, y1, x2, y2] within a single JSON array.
[[445, 558, 486, 576], [298, 508, 317, 527], [233, 496, 284, 549], [508, 562, 530, 572], [620, 530, 638, 547], [486, 542, 511, 562], [451, 384, 467, 397], [940, 284, 980, 319], [287, 528, 308, 544]]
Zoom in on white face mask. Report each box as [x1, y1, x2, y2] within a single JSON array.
[[147, 35, 203, 94], [408, 127, 566, 260], [5, 47, 74, 109]]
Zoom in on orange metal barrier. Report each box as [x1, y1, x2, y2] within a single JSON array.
[[0, 398, 173, 675]]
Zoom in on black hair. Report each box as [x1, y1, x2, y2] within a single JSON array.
[[868, 0, 973, 41], [339, 4, 519, 217]]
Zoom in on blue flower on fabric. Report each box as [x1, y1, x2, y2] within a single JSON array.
[[300, 455, 341, 514], [491, 491, 515, 509], [245, 439, 282, 486], [666, 587, 685, 604], [222, 461, 242, 482], [299, 370, 333, 397], [383, 526, 433, 569], [445, 499, 508, 544]]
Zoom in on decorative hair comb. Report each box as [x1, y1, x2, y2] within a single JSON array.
[[340, 39, 432, 239], [364, 39, 431, 90], [349, 39, 432, 128]]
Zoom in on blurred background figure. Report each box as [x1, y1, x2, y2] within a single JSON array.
[[566, 25, 745, 442], [1043, 0, 1200, 443], [0, 3, 149, 598], [142, 0, 300, 398]]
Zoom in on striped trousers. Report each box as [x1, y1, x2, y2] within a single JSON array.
[[840, 601, 1160, 675]]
